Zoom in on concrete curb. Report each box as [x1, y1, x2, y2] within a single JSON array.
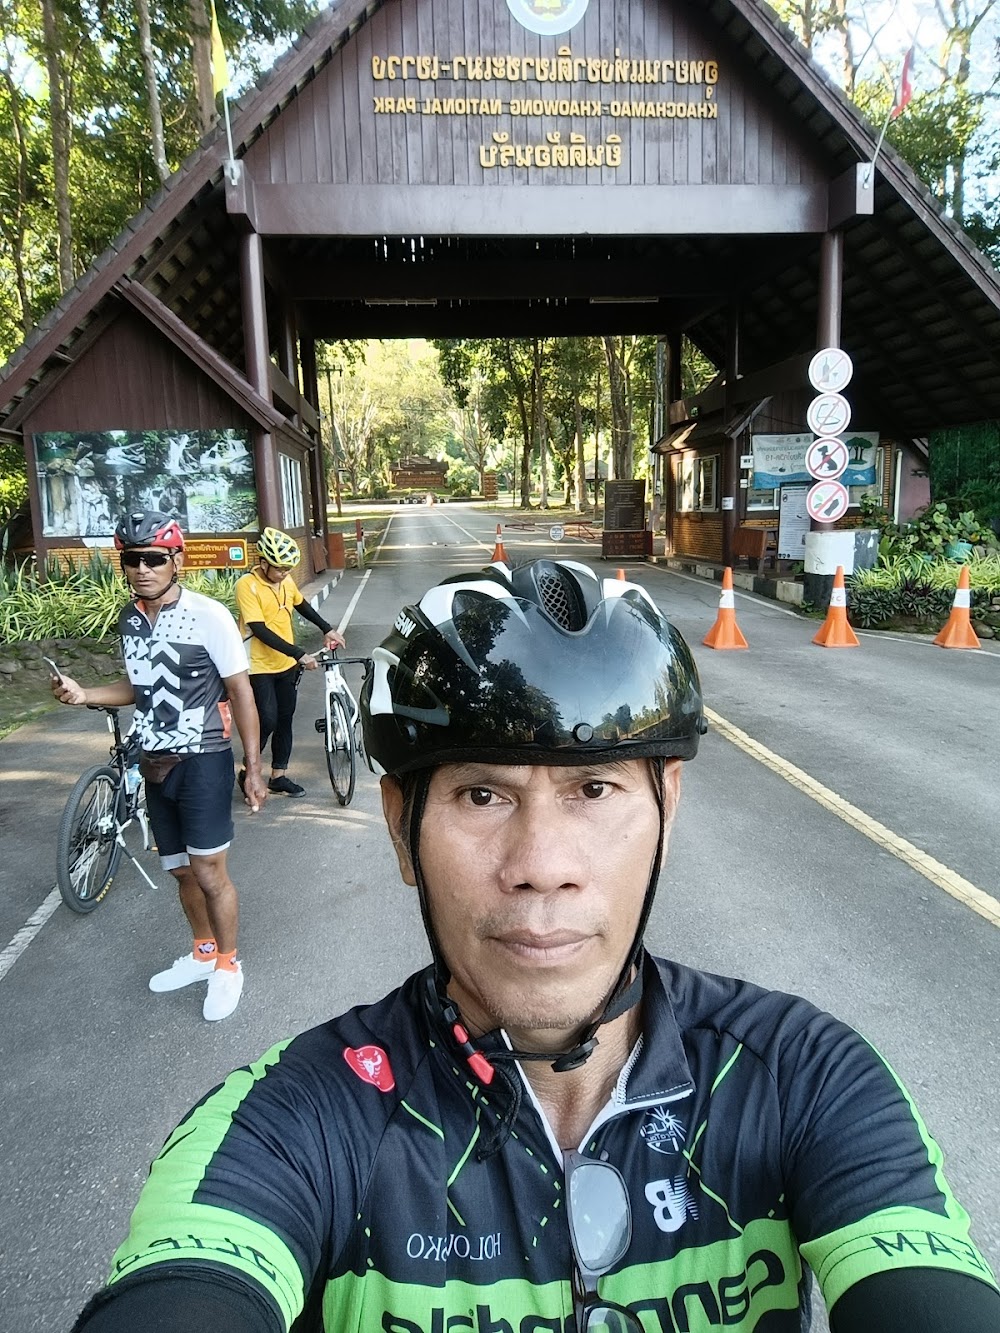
[[299, 568, 345, 612], [650, 555, 805, 606]]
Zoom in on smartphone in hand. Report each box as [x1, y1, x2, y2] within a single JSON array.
[[42, 656, 64, 683]]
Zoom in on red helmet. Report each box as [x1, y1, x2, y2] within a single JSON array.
[[113, 511, 185, 551]]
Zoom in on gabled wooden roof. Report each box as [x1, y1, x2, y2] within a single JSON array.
[[2, 0, 999, 438]]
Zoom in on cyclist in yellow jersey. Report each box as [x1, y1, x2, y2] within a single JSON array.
[[235, 528, 344, 798]]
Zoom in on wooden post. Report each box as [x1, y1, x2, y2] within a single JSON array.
[[240, 231, 281, 529], [722, 304, 741, 570], [813, 231, 845, 532], [300, 336, 328, 544]]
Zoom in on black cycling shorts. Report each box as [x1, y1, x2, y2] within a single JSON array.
[[143, 750, 235, 868]]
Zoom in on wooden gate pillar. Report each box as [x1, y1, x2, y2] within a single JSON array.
[[239, 231, 281, 529], [300, 336, 328, 541], [722, 304, 741, 569]]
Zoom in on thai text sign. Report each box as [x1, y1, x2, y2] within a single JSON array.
[[752, 433, 877, 491]]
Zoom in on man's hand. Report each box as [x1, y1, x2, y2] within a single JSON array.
[[323, 629, 346, 651], [53, 674, 88, 706], [300, 653, 319, 671], [242, 766, 268, 813]]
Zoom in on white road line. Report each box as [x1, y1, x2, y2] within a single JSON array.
[[0, 888, 62, 983], [706, 705, 1000, 929]]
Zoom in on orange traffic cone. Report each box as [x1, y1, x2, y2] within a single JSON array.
[[812, 565, 860, 647], [934, 565, 980, 649], [703, 567, 748, 649], [490, 524, 508, 564], [616, 568, 627, 580]]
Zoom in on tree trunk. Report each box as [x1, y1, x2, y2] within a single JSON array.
[[137, 0, 170, 184], [603, 336, 634, 480], [533, 338, 548, 509], [574, 390, 586, 511], [190, 0, 217, 135], [39, 0, 74, 291], [0, 65, 34, 330]]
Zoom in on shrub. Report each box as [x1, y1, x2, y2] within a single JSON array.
[[848, 552, 1000, 627], [0, 561, 241, 645]]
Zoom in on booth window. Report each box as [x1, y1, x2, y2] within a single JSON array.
[[676, 453, 719, 513], [279, 453, 304, 527]]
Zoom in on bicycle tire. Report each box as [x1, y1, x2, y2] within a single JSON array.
[[56, 764, 125, 913], [325, 693, 356, 806]]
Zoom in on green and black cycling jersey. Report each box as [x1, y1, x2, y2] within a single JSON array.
[[75, 955, 999, 1332]]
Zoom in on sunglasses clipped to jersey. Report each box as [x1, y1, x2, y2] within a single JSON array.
[[120, 550, 176, 569], [565, 1152, 644, 1333]]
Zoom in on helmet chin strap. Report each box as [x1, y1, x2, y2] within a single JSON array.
[[409, 760, 666, 1076]]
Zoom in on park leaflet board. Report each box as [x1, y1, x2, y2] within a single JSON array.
[[33, 428, 256, 539], [602, 479, 647, 560]]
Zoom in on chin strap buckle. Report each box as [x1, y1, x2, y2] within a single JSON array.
[[551, 1038, 598, 1073]]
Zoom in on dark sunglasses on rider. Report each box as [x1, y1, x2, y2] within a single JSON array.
[[564, 1152, 643, 1333], [120, 550, 175, 569]]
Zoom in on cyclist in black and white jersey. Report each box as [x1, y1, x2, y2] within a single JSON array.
[[53, 511, 267, 1021], [73, 560, 999, 1329]]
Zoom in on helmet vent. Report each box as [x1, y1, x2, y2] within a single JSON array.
[[536, 567, 578, 629]]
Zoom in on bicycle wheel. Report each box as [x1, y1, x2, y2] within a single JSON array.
[[56, 765, 125, 913], [325, 693, 356, 806]]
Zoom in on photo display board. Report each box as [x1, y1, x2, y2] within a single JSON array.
[[33, 429, 256, 538]]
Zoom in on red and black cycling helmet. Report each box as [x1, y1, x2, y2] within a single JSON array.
[[113, 511, 185, 552], [362, 558, 704, 777]]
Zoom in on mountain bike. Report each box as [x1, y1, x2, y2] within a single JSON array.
[[313, 650, 370, 806], [56, 706, 156, 913]]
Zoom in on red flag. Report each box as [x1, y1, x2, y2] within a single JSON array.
[[891, 47, 914, 118]]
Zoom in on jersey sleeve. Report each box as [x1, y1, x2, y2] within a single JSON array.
[[203, 594, 252, 679], [287, 576, 304, 608], [104, 1040, 332, 1332], [235, 576, 264, 636], [779, 1018, 998, 1309]]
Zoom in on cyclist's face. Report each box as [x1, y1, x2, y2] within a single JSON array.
[[384, 760, 679, 1047], [123, 546, 180, 598], [261, 559, 291, 584]]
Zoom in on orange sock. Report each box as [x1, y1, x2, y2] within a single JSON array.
[[193, 938, 217, 961], [215, 948, 239, 973]]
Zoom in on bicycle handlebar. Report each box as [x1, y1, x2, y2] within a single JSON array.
[[86, 705, 121, 715], [313, 651, 372, 669]]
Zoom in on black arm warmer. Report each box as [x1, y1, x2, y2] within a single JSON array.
[[72, 1268, 283, 1333], [829, 1268, 1000, 1332], [294, 600, 333, 634], [245, 620, 303, 661]]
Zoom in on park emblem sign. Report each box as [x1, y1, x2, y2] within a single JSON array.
[[505, 0, 590, 36]]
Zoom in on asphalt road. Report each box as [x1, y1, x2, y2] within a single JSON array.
[[2, 504, 998, 1331]]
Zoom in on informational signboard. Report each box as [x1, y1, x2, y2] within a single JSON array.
[[183, 538, 249, 569], [483, 471, 498, 500], [603, 480, 646, 532], [753, 432, 878, 489], [45, 537, 250, 572], [32, 428, 255, 538], [601, 530, 647, 559], [778, 485, 810, 560], [806, 480, 850, 524]]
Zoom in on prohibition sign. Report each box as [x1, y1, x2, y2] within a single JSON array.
[[806, 437, 849, 481], [808, 347, 854, 394], [806, 480, 850, 523], [807, 392, 851, 437], [549, 524, 565, 541]]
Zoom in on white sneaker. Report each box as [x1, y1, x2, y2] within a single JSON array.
[[149, 953, 217, 992], [203, 962, 244, 1021]]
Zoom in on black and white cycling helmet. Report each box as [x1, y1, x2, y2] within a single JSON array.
[[362, 558, 704, 777], [362, 559, 705, 1080], [113, 510, 185, 551]]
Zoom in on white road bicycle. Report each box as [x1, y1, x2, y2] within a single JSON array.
[[313, 650, 370, 806]]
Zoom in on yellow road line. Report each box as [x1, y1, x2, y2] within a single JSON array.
[[704, 706, 1000, 930]]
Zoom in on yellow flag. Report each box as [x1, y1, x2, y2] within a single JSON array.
[[209, 0, 230, 96]]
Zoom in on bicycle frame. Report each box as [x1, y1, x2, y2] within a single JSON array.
[[93, 707, 155, 871]]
